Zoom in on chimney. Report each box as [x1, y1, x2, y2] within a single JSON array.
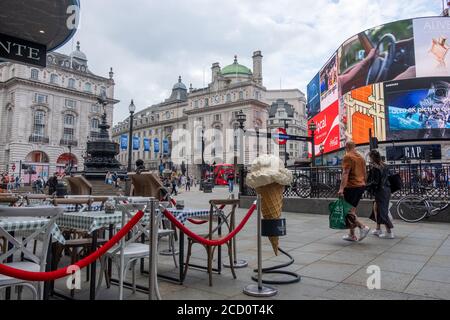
[[211, 62, 221, 82], [252, 50, 263, 85]]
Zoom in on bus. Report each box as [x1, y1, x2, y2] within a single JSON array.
[[212, 164, 235, 185]]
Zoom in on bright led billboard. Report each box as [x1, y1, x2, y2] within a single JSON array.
[[307, 16, 450, 153]]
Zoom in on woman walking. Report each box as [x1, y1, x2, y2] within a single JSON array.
[[366, 150, 394, 239]]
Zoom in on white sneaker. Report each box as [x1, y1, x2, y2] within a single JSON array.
[[379, 232, 395, 239], [342, 234, 358, 242], [358, 226, 371, 242], [371, 229, 382, 237]]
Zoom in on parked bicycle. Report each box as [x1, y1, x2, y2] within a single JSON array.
[[396, 184, 449, 222]]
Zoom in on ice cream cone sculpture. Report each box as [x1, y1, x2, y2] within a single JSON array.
[[246, 155, 293, 255]]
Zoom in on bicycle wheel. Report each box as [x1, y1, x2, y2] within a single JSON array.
[[397, 195, 429, 223]]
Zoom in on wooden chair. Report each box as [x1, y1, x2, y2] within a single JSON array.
[[183, 199, 240, 286]]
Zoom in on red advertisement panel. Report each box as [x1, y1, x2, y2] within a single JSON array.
[[308, 100, 340, 156]]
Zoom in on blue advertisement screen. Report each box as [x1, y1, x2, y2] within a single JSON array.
[[143, 138, 150, 151], [120, 135, 128, 150], [307, 73, 320, 119], [385, 77, 450, 140], [154, 138, 159, 153], [163, 139, 169, 154], [133, 136, 140, 150]]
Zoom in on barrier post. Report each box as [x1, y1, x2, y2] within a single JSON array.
[[243, 195, 277, 297], [148, 198, 159, 300], [223, 193, 248, 269]]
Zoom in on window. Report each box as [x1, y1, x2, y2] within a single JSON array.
[[91, 104, 100, 113], [226, 93, 231, 102], [91, 118, 99, 129], [64, 114, 75, 126], [165, 111, 170, 119], [34, 93, 48, 104], [63, 127, 74, 141], [239, 91, 244, 100], [33, 110, 45, 136], [68, 78, 75, 89], [100, 87, 106, 96], [84, 82, 92, 92], [50, 74, 58, 84], [204, 98, 209, 107], [65, 99, 76, 109], [214, 114, 221, 122], [194, 100, 198, 108], [31, 69, 39, 80]]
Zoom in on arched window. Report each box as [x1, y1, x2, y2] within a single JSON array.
[[100, 86, 106, 96], [239, 91, 244, 100], [50, 74, 58, 84], [68, 78, 75, 89], [90, 118, 100, 139], [31, 69, 39, 80], [33, 110, 46, 137], [226, 93, 231, 102], [64, 114, 75, 126], [84, 82, 92, 92]]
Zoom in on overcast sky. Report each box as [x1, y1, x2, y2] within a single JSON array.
[[58, 0, 443, 124]]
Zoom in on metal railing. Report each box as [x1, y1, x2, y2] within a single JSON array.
[[59, 139, 78, 147], [28, 135, 49, 144], [241, 162, 450, 200]]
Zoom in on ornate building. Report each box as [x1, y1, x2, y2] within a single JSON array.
[[112, 51, 307, 175], [0, 42, 119, 180]]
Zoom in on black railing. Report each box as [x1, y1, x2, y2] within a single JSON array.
[[28, 135, 49, 143], [60, 139, 78, 147], [241, 162, 450, 200]]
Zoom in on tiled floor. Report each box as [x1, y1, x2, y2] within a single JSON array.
[[5, 186, 450, 300]]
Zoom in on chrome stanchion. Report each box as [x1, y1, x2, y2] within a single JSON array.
[[148, 198, 160, 300], [243, 195, 278, 297]]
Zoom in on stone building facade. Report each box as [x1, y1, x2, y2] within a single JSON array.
[[112, 51, 307, 175], [0, 42, 118, 181]]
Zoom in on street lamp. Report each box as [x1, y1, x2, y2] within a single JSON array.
[[308, 121, 317, 167], [280, 119, 291, 168], [67, 145, 72, 175], [255, 126, 260, 157], [319, 144, 324, 166], [235, 110, 246, 194], [127, 99, 136, 172]]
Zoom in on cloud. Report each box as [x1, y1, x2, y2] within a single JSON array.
[[57, 0, 442, 124]]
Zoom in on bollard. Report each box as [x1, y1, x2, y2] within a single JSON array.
[[243, 194, 277, 297]]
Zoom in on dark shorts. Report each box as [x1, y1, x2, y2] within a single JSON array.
[[343, 187, 365, 207]]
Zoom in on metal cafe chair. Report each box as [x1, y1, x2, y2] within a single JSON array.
[[183, 199, 240, 286], [96, 202, 156, 299], [0, 206, 65, 300]]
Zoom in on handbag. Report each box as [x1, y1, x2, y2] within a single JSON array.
[[388, 173, 402, 193], [329, 198, 353, 229]]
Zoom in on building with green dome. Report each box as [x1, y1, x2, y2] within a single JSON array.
[[112, 50, 307, 174]]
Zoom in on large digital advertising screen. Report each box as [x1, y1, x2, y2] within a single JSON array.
[[308, 100, 340, 156], [385, 77, 450, 140], [306, 16, 450, 154]]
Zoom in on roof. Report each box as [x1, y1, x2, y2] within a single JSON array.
[[221, 56, 252, 77]]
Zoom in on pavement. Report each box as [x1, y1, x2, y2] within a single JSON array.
[[5, 185, 450, 300]]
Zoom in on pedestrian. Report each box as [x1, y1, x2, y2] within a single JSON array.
[[14, 175, 20, 190], [47, 172, 58, 196], [105, 171, 111, 184], [112, 171, 118, 188], [135, 159, 146, 174], [338, 141, 370, 242], [186, 175, 191, 191], [366, 150, 394, 239], [35, 176, 44, 194], [171, 176, 178, 196], [227, 172, 234, 193]]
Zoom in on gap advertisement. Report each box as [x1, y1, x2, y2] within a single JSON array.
[[308, 100, 340, 156], [385, 77, 450, 140]]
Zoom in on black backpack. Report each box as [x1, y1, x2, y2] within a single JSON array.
[[388, 173, 402, 193]]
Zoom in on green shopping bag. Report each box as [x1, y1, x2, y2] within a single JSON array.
[[328, 198, 354, 229]]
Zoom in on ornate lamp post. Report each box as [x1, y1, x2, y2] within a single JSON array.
[[127, 100, 136, 172], [280, 118, 291, 168], [320, 144, 324, 166], [308, 121, 317, 167], [236, 110, 247, 194]]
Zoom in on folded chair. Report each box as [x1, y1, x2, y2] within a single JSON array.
[[0, 206, 65, 300], [183, 199, 240, 286]]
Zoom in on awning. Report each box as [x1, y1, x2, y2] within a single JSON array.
[[0, 0, 80, 51]]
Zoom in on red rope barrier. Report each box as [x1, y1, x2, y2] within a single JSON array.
[[162, 203, 256, 246], [0, 210, 144, 281], [186, 205, 225, 225]]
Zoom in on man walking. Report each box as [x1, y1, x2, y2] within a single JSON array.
[[338, 141, 370, 242]]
